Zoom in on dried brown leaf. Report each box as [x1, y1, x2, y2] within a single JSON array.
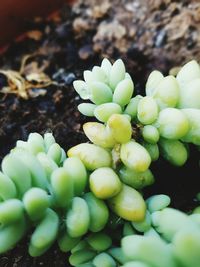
[[0, 56, 53, 99], [0, 70, 28, 99]]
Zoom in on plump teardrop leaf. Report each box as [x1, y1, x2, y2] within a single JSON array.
[[159, 138, 188, 166], [84, 192, 109, 232], [113, 79, 134, 107], [107, 114, 132, 144], [51, 167, 74, 208], [109, 59, 126, 90], [119, 166, 154, 190], [83, 122, 116, 148], [124, 95, 143, 119], [176, 60, 200, 86], [181, 108, 200, 145], [89, 81, 112, 105], [23, 188, 50, 221], [156, 108, 189, 140], [146, 194, 171, 213], [63, 157, 87, 196], [142, 125, 160, 144], [78, 103, 97, 117], [87, 232, 112, 252], [73, 80, 91, 100], [29, 209, 59, 256], [146, 70, 164, 96], [120, 141, 151, 172], [89, 167, 122, 199], [66, 197, 90, 238], [101, 58, 112, 77], [152, 76, 180, 109], [108, 184, 146, 222], [92, 66, 108, 84], [0, 172, 17, 200], [0, 199, 24, 225], [68, 143, 112, 171], [122, 235, 176, 267], [137, 96, 158, 125], [93, 252, 116, 267], [94, 103, 122, 123], [177, 78, 200, 109]]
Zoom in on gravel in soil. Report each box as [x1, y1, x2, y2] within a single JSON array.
[[0, 1, 199, 266]]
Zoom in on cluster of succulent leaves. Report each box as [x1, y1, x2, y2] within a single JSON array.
[[74, 58, 200, 168], [0, 59, 199, 267]]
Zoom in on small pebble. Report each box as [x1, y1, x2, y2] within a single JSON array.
[[78, 45, 94, 60]]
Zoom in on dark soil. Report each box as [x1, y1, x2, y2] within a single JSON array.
[[0, 1, 199, 266]]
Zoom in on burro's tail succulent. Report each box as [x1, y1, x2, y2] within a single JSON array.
[[0, 58, 199, 267]]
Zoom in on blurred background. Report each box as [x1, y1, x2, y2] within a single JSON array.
[[1, 0, 200, 66]]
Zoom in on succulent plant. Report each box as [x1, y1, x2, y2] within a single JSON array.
[[0, 59, 199, 267]]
